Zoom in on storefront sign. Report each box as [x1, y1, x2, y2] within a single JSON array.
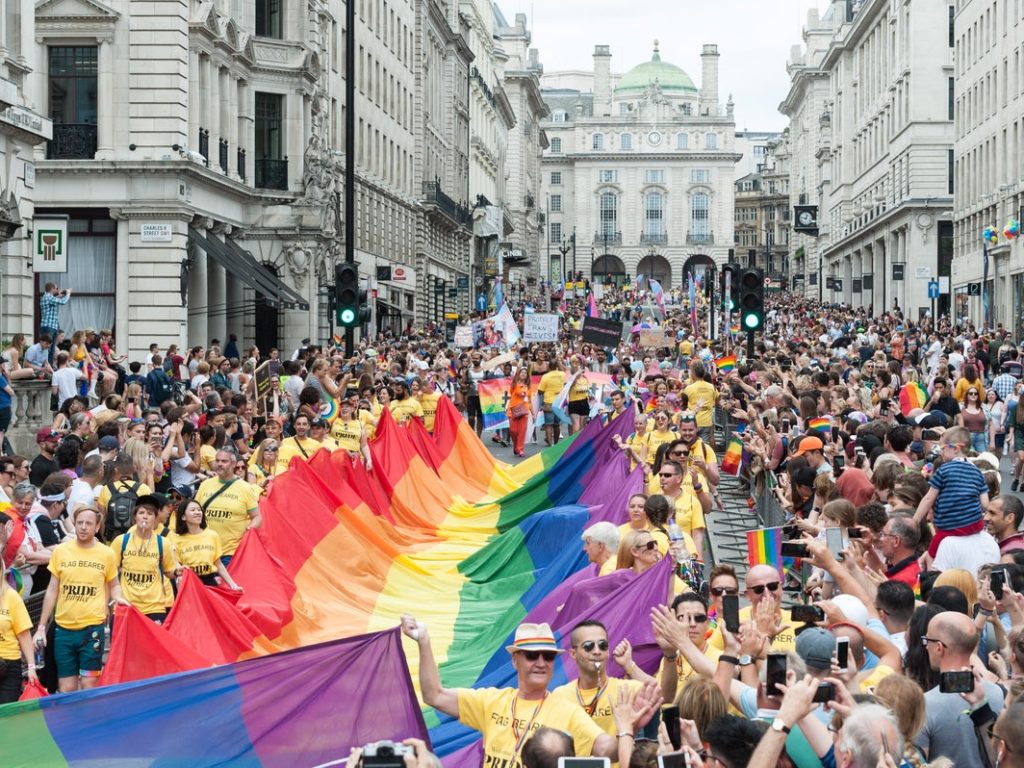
[[32, 215, 68, 273]]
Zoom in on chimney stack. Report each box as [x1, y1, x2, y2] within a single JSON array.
[[699, 44, 719, 116], [593, 45, 612, 117]]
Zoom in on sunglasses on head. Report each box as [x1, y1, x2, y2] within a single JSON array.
[[710, 587, 739, 596], [578, 640, 609, 652], [520, 650, 558, 662], [750, 582, 781, 595]]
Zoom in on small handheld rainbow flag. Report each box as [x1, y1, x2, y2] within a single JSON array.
[[448, 359, 458, 378], [477, 377, 512, 431], [899, 381, 929, 416], [747, 527, 788, 578], [715, 355, 737, 373], [807, 417, 831, 434], [721, 434, 744, 476]]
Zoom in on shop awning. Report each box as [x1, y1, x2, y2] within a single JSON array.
[[187, 227, 309, 310]]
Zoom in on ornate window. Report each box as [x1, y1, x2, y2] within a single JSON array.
[[592, 133, 604, 150], [645, 192, 664, 238], [620, 133, 632, 150], [705, 133, 718, 149], [691, 192, 710, 237], [676, 133, 688, 150], [599, 192, 618, 237], [550, 137, 562, 153]]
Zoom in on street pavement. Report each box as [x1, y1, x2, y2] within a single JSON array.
[[479, 424, 568, 464]]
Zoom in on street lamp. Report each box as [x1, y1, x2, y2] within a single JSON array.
[[558, 238, 570, 284]]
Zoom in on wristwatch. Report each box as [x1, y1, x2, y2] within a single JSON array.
[[738, 654, 754, 666], [771, 717, 791, 734]]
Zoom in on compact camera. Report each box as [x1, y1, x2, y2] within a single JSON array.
[[361, 741, 414, 768]]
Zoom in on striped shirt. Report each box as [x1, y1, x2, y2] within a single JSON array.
[[992, 372, 1018, 400], [930, 458, 987, 531]]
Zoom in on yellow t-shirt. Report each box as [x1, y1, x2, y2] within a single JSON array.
[[419, 391, 441, 432], [708, 606, 796, 653], [671, 491, 706, 538], [199, 444, 217, 473], [538, 371, 567, 405], [111, 530, 176, 615], [359, 409, 378, 440], [678, 340, 694, 357], [643, 428, 677, 464], [568, 373, 591, 402], [97, 480, 154, 512], [550, 677, 643, 735], [457, 687, 604, 767], [47, 539, 118, 630], [0, 587, 31, 660], [660, 642, 723, 692], [276, 435, 321, 472], [330, 417, 364, 452], [679, 439, 717, 490], [171, 527, 223, 577], [617, 524, 695, 558], [194, 477, 259, 556], [683, 380, 718, 428], [389, 397, 424, 425]]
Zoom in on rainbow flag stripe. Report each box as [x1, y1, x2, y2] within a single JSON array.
[[747, 527, 786, 577], [899, 381, 929, 416], [721, 434, 743, 476], [0, 398, 646, 766], [807, 417, 831, 433], [715, 355, 736, 373]]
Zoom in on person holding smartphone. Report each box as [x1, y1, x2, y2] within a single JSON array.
[[400, 616, 660, 768]]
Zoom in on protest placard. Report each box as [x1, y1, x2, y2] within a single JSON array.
[[523, 313, 559, 343]]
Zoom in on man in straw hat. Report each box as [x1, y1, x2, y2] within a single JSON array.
[[401, 615, 660, 768]]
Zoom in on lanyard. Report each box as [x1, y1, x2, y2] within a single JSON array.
[[574, 680, 607, 717], [511, 692, 547, 755]]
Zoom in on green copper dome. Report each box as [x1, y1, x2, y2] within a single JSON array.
[[613, 43, 698, 95]]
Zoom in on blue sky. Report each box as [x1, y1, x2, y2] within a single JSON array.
[[500, 0, 824, 131]]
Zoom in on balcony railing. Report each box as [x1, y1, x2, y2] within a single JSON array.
[[46, 124, 97, 160], [218, 138, 229, 173], [640, 232, 668, 244], [422, 180, 472, 227], [593, 230, 622, 245], [237, 148, 246, 181], [255, 157, 289, 190], [198, 128, 210, 167], [687, 233, 714, 245]]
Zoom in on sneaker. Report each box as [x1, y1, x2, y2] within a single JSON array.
[[1014, 479, 1020, 492]]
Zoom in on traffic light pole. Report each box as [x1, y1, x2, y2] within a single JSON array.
[[344, 0, 356, 359], [747, 330, 755, 360]]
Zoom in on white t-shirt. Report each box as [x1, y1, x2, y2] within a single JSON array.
[[169, 453, 198, 488], [67, 478, 99, 515], [52, 366, 83, 408], [933, 531, 1001, 576]]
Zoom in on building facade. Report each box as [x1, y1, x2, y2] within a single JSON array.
[[539, 42, 739, 291], [790, 0, 955, 319], [734, 136, 791, 284], [951, 0, 1024, 335], [4, 0, 482, 360]]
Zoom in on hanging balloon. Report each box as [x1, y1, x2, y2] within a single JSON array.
[[1005, 219, 1021, 240], [983, 225, 999, 244]]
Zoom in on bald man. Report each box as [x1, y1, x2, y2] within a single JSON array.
[[708, 564, 794, 653], [915, 612, 1004, 765]]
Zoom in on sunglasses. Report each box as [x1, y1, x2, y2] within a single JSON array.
[[677, 613, 709, 623], [750, 582, 781, 595], [635, 540, 658, 551], [520, 650, 558, 662], [710, 587, 739, 597], [578, 640, 609, 652], [658, 472, 679, 478]]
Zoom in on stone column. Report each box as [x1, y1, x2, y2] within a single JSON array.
[[97, 39, 114, 158], [228, 75, 239, 178], [288, 90, 305, 189], [113, 214, 129, 348], [188, 240, 209, 346], [207, 234, 227, 345], [226, 275, 245, 346], [189, 48, 200, 149], [209, 64, 221, 153]]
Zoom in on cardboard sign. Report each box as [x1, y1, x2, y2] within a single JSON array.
[[638, 330, 672, 348], [581, 316, 624, 347], [523, 313, 559, 343], [454, 324, 474, 348]]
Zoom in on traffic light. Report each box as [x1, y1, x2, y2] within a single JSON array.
[[720, 263, 740, 312], [739, 267, 765, 332], [357, 285, 371, 324], [335, 262, 359, 327]]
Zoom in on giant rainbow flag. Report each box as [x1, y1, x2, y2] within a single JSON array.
[[0, 397, 666, 765]]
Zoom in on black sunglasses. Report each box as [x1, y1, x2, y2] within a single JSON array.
[[521, 650, 558, 662], [578, 640, 609, 652], [678, 613, 709, 623], [750, 582, 781, 595], [636, 540, 658, 551], [710, 587, 739, 597]]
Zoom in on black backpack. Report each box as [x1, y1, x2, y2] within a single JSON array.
[[105, 481, 140, 538], [148, 370, 174, 405]]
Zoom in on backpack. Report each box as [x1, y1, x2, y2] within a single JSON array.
[[148, 370, 174, 405], [105, 481, 140, 538]]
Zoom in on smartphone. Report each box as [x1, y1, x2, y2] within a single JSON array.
[[825, 527, 845, 557], [835, 636, 850, 672], [656, 755, 686, 768], [831, 426, 840, 441], [791, 604, 825, 623], [780, 541, 810, 558], [766, 652, 787, 696], [845, 527, 863, 539], [991, 569, 1006, 600], [813, 682, 836, 703], [939, 670, 975, 694], [832, 455, 845, 474], [723, 594, 740, 634], [662, 704, 681, 750]]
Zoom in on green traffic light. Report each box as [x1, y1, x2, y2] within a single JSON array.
[[339, 308, 356, 324], [743, 313, 761, 330]]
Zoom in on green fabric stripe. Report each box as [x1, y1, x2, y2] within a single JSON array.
[[0, 699, 67, 767], [492, 435, 577, 530]]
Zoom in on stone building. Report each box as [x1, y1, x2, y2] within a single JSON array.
[[789, 0, 955, 319], [8, 0, 479, 360], [951, 0, 1024, 334], [539, 42, 739, 291], [734, 136, 791, 284]]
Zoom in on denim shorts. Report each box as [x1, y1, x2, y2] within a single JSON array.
[[54, 623, 105, 679]]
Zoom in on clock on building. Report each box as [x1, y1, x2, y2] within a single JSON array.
[[793, 205, 819, 234], [647, 131, 662, 146], [798, 210, 814, 227]]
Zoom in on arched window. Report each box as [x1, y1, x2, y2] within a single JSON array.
[[599, 192, 617, 238], [645, 192, 664, 239], [592, 133, 604, 150], [620, 133, 632, 150], [691, 192, 709, 239]]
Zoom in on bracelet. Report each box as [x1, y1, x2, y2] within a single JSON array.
[[978, 608, 994, 616], [719, 654, 740, 665], [663, 652, 678, 660], [27, 664, 36, 670], [694, 484, 704, 493], [616, 734, 635, 740]]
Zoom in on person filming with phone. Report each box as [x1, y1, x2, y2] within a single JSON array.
[[400, 616, 660, 768]]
